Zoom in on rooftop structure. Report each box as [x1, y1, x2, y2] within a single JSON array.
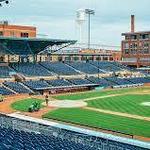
[[0, 22, 36, 38], [121, 15, 150, 68]]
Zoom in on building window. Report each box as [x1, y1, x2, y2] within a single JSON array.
[[0, 31, 3, 36], [124, 43, 129, 49], [21, 32, 29, 38], [131, 35, 137, 40], [10, 31, 15, 37], [125, 49, 129, 54]]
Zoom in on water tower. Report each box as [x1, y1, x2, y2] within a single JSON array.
[[76, 9, 86, 43]]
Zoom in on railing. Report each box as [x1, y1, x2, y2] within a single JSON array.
[[0, 113, 149, 150]]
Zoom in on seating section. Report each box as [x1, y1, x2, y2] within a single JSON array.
[[3, 82, 32, 94], [67, 62, 104, 74], [23, 80, 51, 90], [110, 62, 132, 70], [0, 86, 14, 95], [90, 61, 122, 72], [11, 63, 52, 76], [87, 76, 115, 87], [0, 61, 150, 95], [40, 62, 79, 75], [127, 77, 150, 84], [0, 127, 96, 150], [46, 79, 73, 87], [68, 78, 94, 85], [0, 66, 14, 78], [105, 77, 133, 85]]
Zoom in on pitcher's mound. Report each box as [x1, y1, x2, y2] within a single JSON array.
[[43, 100, 87, 108]]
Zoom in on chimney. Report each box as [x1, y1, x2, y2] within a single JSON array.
[[131, 15, 135, 33]]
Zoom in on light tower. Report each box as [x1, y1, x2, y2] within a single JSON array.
[[76, 9, 86, 43]]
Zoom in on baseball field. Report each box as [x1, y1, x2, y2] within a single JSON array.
[[11, 87, 150, 138]]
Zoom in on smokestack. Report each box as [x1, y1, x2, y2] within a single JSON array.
[[131, 15, 135, 33]]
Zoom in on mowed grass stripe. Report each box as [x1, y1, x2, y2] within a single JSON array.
[[53, 87, 150, 100], [87, 94, 150, 117], [43, 108, 150, 138]]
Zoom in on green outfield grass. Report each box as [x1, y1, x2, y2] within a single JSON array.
[[49, 87, 150, 138], [43, 108, 150, 138], [11, 98, 44, 112], [87, 94, 150, 117], [54, 87, 150, 100]]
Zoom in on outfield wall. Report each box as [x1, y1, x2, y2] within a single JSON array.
[[0, 113, 149, 150]]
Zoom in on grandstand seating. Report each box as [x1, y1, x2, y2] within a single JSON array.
[[66, 61, 104, 74], [23, 80, 51, 90], [0, 61, 150, 95], [0, 86, 14, 95], [90, 61, 122, 72], [0, 119, 147, 150], [105, 77, 133, 86], [127, 77, 150, 84], [40, 62, 79, 75], [3, 82, 32, 94], [46, 79, 73, 87], [0, 66, 14, 78], [0, 126, 97, 150], [68, 78, 94, 85], [87, 76, 115, 87], [10, 63, 52, 77]]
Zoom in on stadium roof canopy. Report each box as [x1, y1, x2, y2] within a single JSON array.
[[0, 36, 77, 56]]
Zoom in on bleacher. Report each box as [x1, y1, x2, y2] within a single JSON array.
[[127, 77, 150, 84], [0, 66, 14, 78], [0, 61, 149, 95], [105, 77, 133, 86], [3, 82, 32, 94], [67, 61, 104, 74], [87, 76, 114, 87], [0, 114, 148, 150], [68, 78, 95, 86], [23, 80, 51, 90], [10, 63, 52, 77], [46, 79, 73, 87], [0, 86, 14, 95], [90, 61, 122, 72], [0, 126, 96, 150], [40, 62, 79, 75]]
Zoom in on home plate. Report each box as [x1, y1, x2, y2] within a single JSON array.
[[43, 100, 87, 108]]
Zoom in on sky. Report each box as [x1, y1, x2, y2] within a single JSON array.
[[0, 0, 150, 46]]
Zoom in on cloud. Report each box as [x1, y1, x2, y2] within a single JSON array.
[[0, 0, 150, 46]]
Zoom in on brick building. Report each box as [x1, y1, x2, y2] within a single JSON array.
[[0, 21, 36, 38], [121, 15, 150, 67]]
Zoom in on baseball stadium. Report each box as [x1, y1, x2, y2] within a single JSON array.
[[0, 1, 150, 150]]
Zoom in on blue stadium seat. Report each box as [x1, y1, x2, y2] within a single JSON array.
[[40, 62, 79, 75], [87, 76, 114, 87], [3, 82, 32, 94], [68, 78, 95, 85], [0, 66, 14, 78], [90, 61, 122, 72], [23, 80, 51, 90], [0, 86, 14, 95], [11, 63, 52, 77], [67, 61, 104, 74], [46, 79, 73, 87]]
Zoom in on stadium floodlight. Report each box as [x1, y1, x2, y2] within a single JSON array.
[[85, 9, 95, 49]]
